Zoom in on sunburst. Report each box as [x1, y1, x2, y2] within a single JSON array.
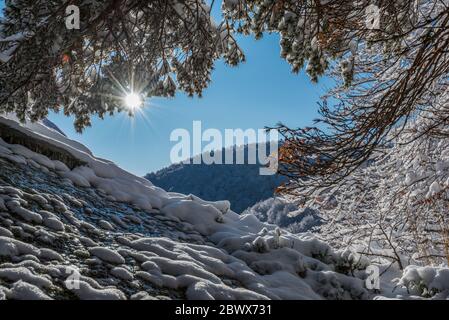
[[124, 92, 142, 110]]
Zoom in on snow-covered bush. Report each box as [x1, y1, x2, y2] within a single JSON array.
[[396, 266, 449, 298]]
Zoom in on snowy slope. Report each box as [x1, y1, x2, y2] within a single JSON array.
[[0, 115, 446, 300], [146, 144, 286, 213], [243, 197, 321, 234]]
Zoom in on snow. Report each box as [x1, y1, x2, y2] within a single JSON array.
[[130, 291, 158, 300], [67, 280, 126, 300], [10, 144, 56, 170], [39, 248, 63, 262], [111, 267, 134, 281], [98, 220, 114, 231], [161, 199, 224, 234], [88, 247, 125, 265], [427, 181, 442, 197], [396, 266, 449, 298], [1, 114, 165, 211], [0, 267, 52, 288], [0, 114, 446, 300], [0, 226, 13, 238], [185, 280, 266, 300], [0, 236, 40, 258], [41, 215, 65, 232], [7, 201, 43, 224], [5, 281, 53, 300]]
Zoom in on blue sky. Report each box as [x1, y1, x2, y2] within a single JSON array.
[[1, 2, 328, 176]]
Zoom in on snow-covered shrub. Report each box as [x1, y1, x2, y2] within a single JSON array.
[[396, 266, 449, 298]]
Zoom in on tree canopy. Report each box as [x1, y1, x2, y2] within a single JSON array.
[[0, 0, 244, 131]]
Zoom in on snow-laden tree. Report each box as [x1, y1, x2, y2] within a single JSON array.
[[221, 0, 449, 266], [0, 0, 244, 131], [224, 0, 449, 193], [292, 101, 449, 267]]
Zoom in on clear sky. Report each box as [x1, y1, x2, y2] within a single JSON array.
[[1, 2, 329, 176]]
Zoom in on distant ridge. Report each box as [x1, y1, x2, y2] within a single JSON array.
[[42, 118, 66, 136], [146, 143, 286, 213]]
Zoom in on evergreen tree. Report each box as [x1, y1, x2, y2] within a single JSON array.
[[0, 0, 244, 131], [222, 1, 449, 194]]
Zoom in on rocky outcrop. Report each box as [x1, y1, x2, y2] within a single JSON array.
[[0, 122, 85, 169]]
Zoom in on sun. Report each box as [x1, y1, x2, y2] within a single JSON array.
[[124, 92, 143, 110]]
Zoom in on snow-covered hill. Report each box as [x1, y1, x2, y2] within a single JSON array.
[[146, 144, 286, 213], [243, 197, 322, 234], [0, 115, 447, 300]]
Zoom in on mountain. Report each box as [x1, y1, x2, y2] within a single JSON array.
[[41, 118, 66, 137], [146, 144, 286, 213], [0, 115, 446, 300]]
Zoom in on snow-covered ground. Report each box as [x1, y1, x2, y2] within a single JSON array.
[[0, 115, 447, 300]]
